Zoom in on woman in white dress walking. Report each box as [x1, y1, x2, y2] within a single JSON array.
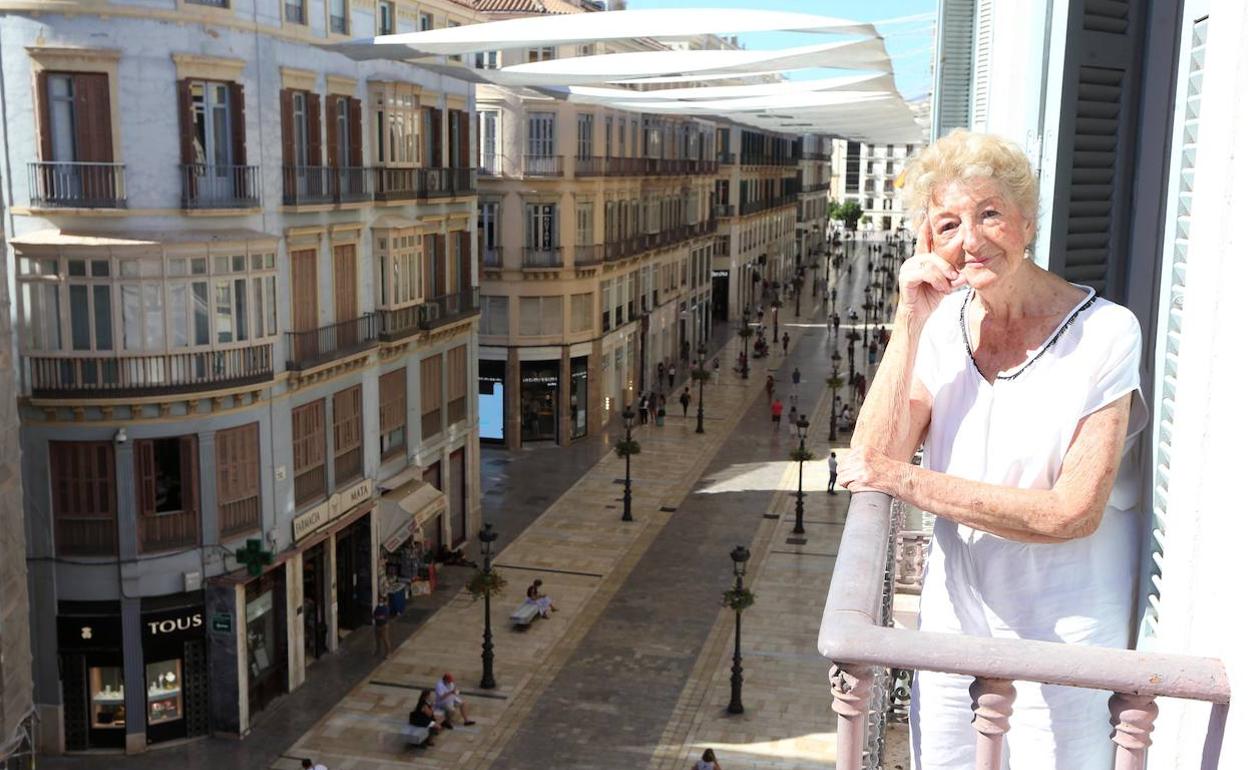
[[838, 130, 1145, 770]]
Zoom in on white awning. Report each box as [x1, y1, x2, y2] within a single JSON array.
[[379, 480, 448, 553]]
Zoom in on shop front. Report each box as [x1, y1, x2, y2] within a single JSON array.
[[244, 569, 287, 718], [478, 359, 506, 443], [570, 356, 589, 439], [301, 541, 329, 663], [377, 473, 449, 616], [520, 361, 560, 442], [57, 594, 208, 752]]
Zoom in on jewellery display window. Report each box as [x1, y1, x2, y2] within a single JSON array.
[[145, 659, 183, 725], [89, 666, 126, 729], [246, 590, 277, 679]]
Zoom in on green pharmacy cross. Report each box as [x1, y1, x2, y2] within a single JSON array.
[[235, 538, 274, 576]]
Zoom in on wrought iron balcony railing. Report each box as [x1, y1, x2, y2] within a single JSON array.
[[28, 161, 126, 208], [376, 289, 479, 341], [482, 248, 502, 268], [522, 247, 563, 268], [819, 491, 1232, 770], [282, 165, 335, 205], [26, 344, 273, 398], [181, 164, 260, 209], [523, 154, 563, 177], [574, 155, 605, 177], [285, 314, 377, 371], [574, 244, 603, 266]]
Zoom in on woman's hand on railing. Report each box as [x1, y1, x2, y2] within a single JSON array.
[[836, 446, 904, 495]]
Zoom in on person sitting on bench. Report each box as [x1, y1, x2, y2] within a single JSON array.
[[525, 580, 557, 618], [434, 673, 476, 727], [408, 689, 444, 748]]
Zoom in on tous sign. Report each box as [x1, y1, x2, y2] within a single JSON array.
[[146, 613, 203, 637]]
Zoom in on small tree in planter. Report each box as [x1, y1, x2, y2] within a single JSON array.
[[467, 568, 507, 603], [722, 585, 756, 613], [690, 367, 712, 384], [615, 438, 641, 458], [789, 447, 815, 462]]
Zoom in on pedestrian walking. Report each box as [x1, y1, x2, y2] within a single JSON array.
[[712, 357, 721, 384], [781, 332, 790, 355], [827, 451, 839, 494], [868, 341, 879, 366], [638, 393, 649, 424], [788, 391, 798, 411], [833, 313, 841, 336], [788, 406, 799, 437], [765, 375, 775, 402], [679, 387, 691, 417], [656, 394, 667, 426], [648, 391, 659, 423], [373, 596, 392, 658], [693, 748, 723, 770], [791, 367, 801, 386], [657, 361, 666, 392], [770, 398, 783, 430], [826, 313, 834, 334], [667, 363, 676, 389]]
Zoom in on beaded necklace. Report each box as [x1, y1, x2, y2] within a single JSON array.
[[959, 288, 1097, 382]]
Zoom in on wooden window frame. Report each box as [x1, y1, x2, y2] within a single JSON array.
[[420, 354, 443, 439], [50, 441, 118, 557], [332, 385, 363, 487], [446, 345, 468, 425], [134, 435, 201, 553], [216, 422, 261, 541], [379, 367, 407, 461]]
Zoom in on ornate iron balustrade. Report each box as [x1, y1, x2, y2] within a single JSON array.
[[522, 247, 563, 269], [819, 491, 1231, 770], [523, 154, 563, 177], [28, 161, 127, 208], [282, 165, 335, 205], [482, 248, 502, 268], [27, 344, 273, 398], [285, 314, 377, 371], [713, 203, 736, 218], [372, 166, 420, 201], [574, 156, 605, 176], [180, 164, 260, 209], [574, 244, 604, 266]]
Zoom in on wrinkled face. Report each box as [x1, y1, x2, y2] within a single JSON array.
[[926, 178, 1035, 290]]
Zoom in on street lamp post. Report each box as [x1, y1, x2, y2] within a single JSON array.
[[829, 351, 842, 441], [695, 343, 707, 434], [794, 415, 809, 534], [622, 405, 635, 522], [478, 523, 498, 689], [739, 322, 752, 380], [772, 303, 780, 344], [727, 545, 751, 715]]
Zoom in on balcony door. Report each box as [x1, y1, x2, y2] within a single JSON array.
[[36, 72, 114, 205], [527, 112, 555, 172], [333, 244, 358, 349], [290, 249, 318, 362], [187, 81, 235, 203]]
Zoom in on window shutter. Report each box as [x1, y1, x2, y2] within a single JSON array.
[[135, 440, 157, 517], [435, 233, 447, 296], [308, 92, 323, 167], [35, 70, 52, 160], [934, 0, 974, 136], [1046, 0, 1142, 302], [228, 81, 246, 166], [71, 73, 113, 163], [279, 89, 295, 169], [422, 234, 436, 299], [180, 435, 199, 514], [458, 109, 470, 168], [458, 231, 472, 293], [1143, 10, 1207, 643], [379, 368, 406, 434], [432, 108, 443, 167], [326, 96, 340, 168], [970, 0, 993, 131], [177, 79, 196, 198], [348, 97, 364, 167]]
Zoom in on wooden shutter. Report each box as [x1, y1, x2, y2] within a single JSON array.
[[332, 385, 363, 482], [457, 109, 470, 167], [934, 0, 974, 136], [135, 440, 157, 518], [379, 368, 407, 434], [420, 354, 442, 437], [280, 89, 295, 169], [216, 423, 260, 538], [348, 97, 364, 167], [292, 400, 326, 475], [435, 233, 448, 295], [422, 234, 436, 299], [308, 92, 323, 167], [176, 79, 195, 164], [327, 96, 340, 168], [1143, 9, 1207, 643], [332, 243, 358, 322], [50, 442, 117, 556], [72, 73, 113, 163], [180, 435, 200, 515], [34, 70, 52, 160], [1046, 0, 1143, 302], [431, 107, 443, 167], [447, 344, 467, 401], [290, 248, 318, 332], [228, 81, 246, 166], [457, 231, 472, 293]]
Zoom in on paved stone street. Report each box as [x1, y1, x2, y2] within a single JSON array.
[[39, 236, 907, 770]]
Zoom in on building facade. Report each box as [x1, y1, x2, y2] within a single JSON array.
[[0, 0, 481, 754], [839, 141, 921, 233]]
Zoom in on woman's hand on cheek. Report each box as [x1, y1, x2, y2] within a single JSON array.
[[837, 446, 898, 494]]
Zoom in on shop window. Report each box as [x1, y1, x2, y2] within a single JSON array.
[[135, 436, 200, 553], [446, 345, 468, 425], [379, 368, 407, 460], [90, 666, 125, 731], [216, 423, 260, 540], [420, 354, 442, 439], [332, 385, 363, 485], [480, 295, 508, 336], [50, 441, 117, 556], [145, 659, 183, 726], [292, 400, 326, 507]]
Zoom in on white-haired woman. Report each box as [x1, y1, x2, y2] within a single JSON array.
[[838, 130, 1146, 769]]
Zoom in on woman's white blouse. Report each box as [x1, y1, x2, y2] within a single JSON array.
[[908, 286, 1147, 770]]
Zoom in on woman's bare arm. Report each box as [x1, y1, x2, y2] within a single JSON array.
[[845, 395, 1132, 542]]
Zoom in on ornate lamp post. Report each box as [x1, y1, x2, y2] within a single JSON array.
[[727, 545, 751, 714], [621, 405, 636, 522], [772, 301, 780, 343], [829, 351, 843, 441], [478, 523, 498, 689], [793, 415, 810, 534], [738, 322, 753, 380], [695, 343, 708, 434]]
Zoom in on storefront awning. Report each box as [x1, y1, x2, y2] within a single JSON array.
[[379, 480, 448, 552]]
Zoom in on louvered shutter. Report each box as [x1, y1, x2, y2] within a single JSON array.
[[934, 0, 974, 136], [1142, 8, 1207, 643], [1046, 0, 1142, 302], [34, 71, 52, 160], [180, 435, 199, 515], [435, 233, 448, 296], [280, 89, 295, 169], [458, 231, 472, 293], [73, 73, 113, 163], [326, 96, 340, 169], [970, 0, 993, 131], [228, 82, 246, 166], [348, 97, 363, 167], [177, 79, 196, 198], [308, 93, 322, 167], [136, 440, 157, 517]]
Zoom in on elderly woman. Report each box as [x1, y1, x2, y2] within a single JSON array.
[[838, 130, 1145, 769]]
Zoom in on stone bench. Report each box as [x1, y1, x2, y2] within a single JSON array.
[[402, 723, 431, 748], [510, 601, 541, 629]]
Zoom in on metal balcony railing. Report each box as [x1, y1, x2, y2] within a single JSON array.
[[574, 244, 603, 266], [418, 288, 479, 331], [285, 314, 377, 371], [372, 166, 419, 201], [819, 491, 1232, 770], [482, 248, 502, 268], [26, 344, 274, 398], [523, 154, 563, 177], [181, 164, 260, 209], [282, 165, 335, 205], [139, 509, 200, 553], [713, 203, 736, 218], [574, 156, 605, 176], [449, 167, 477, 195], [717, 152, 737, 165], [522, 247, 563, 268], [479, 153, 501, 176], [28, 161, 126, 208]]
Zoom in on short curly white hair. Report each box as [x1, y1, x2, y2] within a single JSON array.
[[899, 129, 1039, 226]]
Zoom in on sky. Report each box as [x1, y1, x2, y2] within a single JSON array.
[[622, 0, 939, 102]]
